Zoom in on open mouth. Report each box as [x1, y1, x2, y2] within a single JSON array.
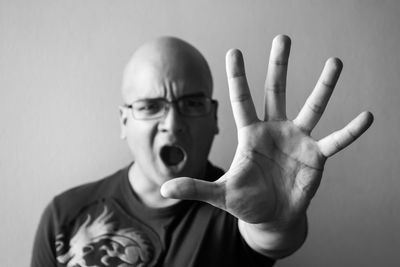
[[160, 145, 186, 166]]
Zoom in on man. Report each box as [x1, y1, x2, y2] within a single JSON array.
[[31, 35, 373, 266]]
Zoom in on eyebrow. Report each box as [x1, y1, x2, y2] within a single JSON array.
[[138, 92, 208, 101], [179, 92, 207, 98]]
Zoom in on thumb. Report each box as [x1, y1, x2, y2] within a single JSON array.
[[160, 177, 223, 205]]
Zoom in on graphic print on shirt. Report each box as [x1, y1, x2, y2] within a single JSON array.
[[55, 206, 154, 267]]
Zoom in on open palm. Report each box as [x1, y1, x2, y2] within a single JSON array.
[[161, 35, 373, 228]]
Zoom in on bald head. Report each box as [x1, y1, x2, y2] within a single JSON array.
[[122, 37, 213, 103]]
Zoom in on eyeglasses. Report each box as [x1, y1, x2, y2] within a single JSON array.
[[124, 95, 217, 120]]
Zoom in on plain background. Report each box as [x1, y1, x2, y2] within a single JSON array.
[[1, 0, 399, 266]]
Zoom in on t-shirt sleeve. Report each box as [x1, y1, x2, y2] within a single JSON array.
[[31, 201, 58, 267]]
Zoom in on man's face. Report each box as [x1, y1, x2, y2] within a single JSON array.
[[120, 41, 218, 188]]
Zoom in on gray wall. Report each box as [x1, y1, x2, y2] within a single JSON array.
[[1, 0, 399, 266]]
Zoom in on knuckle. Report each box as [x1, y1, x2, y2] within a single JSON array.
[[265, 83, 286, 93], [230, 92, 252, 103], [306, 101, 324, 115]]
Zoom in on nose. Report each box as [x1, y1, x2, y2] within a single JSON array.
[[158, 104, 186, 134]]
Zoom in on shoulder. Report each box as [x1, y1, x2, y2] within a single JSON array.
[[51, 164, 130, 219]]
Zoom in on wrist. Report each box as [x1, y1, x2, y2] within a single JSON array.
[[239, 215, 308, 259]]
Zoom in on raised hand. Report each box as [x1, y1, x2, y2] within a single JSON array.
[[161, 35, 373, 233]]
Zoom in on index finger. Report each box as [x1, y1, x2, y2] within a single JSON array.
[[226, 49, 259, 128]]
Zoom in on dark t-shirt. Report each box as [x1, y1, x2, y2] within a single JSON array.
[[31, 163, 275, 267]]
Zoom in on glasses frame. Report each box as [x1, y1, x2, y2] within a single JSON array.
[[124, 95, 218, 120]]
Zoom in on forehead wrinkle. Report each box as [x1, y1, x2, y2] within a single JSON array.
[[122, 66, 163, 102], [121, 37, 213, 103]]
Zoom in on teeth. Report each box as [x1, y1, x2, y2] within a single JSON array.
[[160, 145, 185, 166]]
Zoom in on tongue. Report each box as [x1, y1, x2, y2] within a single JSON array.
[[161, 146, 184, 166]]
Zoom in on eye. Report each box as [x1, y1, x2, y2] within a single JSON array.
[[134, 100, 162, 114], [185, 98, 206, 108]]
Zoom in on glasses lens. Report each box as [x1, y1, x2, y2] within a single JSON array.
[[131, 99, 166, 119], [129, 96, 214, 120], [179, 96, 211, 116]]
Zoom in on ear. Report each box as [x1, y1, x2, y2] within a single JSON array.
[[119, 106, 128, 139]]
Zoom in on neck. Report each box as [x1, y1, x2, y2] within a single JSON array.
[[128, 164, 181, 208]]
